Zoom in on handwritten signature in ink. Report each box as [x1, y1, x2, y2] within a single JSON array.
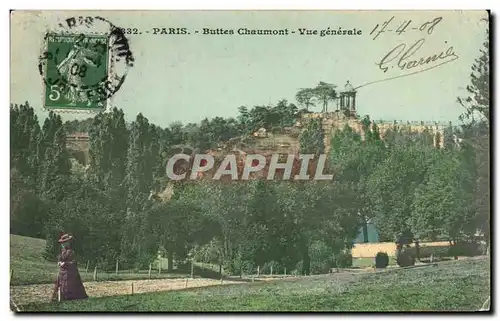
[[376, 38, 459, 74]]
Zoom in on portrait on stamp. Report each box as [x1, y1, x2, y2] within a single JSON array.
[[42, 33, 109, 110]]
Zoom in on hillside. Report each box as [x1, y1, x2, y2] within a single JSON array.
[[10, 235, 57, 286], [9, 234, 207, 286]]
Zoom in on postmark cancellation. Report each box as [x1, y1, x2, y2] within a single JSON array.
[[38, 16, 134, 113]]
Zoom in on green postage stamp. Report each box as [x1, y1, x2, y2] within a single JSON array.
[[38, 16, 134, 112], [42, 33, 109, 111]]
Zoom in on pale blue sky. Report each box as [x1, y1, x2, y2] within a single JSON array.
[[10, 10, 488, 127]]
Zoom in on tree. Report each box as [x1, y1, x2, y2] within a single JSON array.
[[120, 114, 155, 266], [247, 105, 270, 132], [295, 88, 316, 111], [457, 19, 489, 123], [148, 198, 204, 271], [44, 181, 122, 268], [168, 121, 186, 145], [10, 102, 47, 238], [367, 143, 438, 242], [456, 18, 490, 250], [88, 108, 129, 192], [125, 113, 154, 211], [38, 111, 71, 202], [410, 149, 476, 242], [237, 106, 251, 134], [64, 118, 94, 133], [10, 168, 48, 238], [312, 82, 337, 113], [10, 102, 41, 183], [273, 99, 298, 128], [273, 180, 361, 275], [329, 120, 386, 242]]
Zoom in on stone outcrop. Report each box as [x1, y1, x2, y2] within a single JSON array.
[[300, 111, 449, 153]]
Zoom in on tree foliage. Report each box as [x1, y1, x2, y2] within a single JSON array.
[[457, 20, 489, 123]]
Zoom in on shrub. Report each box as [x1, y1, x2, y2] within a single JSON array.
[[375, 251, 389, 268], [334, 251, 353, 268], [226, 258, 254, 276], [404, 243, 450, 259], [448, 242, 482, 257], [396, 248, 415, 267], [408, 245, 449, 259]]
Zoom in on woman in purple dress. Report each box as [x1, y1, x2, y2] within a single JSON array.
[[52, 233, 88, 301]]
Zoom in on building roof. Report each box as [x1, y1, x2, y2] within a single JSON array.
[[344, 81, 355, 92]]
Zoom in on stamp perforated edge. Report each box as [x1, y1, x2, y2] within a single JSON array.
[[39, 20, 125, 114]]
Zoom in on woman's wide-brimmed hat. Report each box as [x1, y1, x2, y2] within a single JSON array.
[[58, 233, 73, 243]]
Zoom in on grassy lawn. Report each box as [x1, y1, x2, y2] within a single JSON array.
[[10, 234, 58, 286], [10, 235, 192, 286], [24, 258, 490, 312]]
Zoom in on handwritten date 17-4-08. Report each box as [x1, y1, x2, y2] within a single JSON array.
[[377, 38, 459, 74], [370, 16, 442, 40]]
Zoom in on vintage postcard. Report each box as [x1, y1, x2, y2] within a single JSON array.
[[10, 10, 490, 312]]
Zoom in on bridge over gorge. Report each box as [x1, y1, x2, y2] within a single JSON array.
[[66, 132, 90, 165]]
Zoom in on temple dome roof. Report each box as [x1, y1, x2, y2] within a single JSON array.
[[344, 80, 355, 92]]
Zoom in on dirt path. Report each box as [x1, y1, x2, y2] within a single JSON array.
[[10, 277, 280, 306]]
